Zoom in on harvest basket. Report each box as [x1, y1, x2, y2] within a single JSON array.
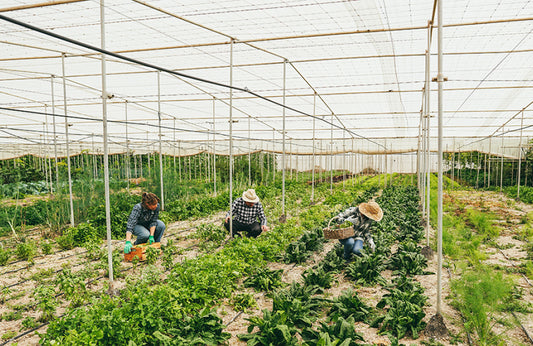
[[322, 218, 355, 240], [124, 242, 161, 262]]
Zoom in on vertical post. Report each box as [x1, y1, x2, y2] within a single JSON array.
[[125, 101, 130, 193], [50, 75, 59, 191], [425, 40, 431, 243], [61, 53, 75, 227], [500, 128, 504, 192], [248, 115, 251, 186], [213, 98, 217, 194], [488, 137, 492, 187], [518, 111, 524, 199], [330, 114, 333, 194], [436, 0, 443, 315], [99, 0, 113, 287], [417, 109, 423, 194], [173, 119, 176, 174], [229, 39, 234, 235], [282, 59, 287, 217], [157, 71, 164, 210], [311, 93, 316, 202]]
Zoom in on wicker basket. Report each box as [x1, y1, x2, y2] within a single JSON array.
[[322, 218, 355, 240]]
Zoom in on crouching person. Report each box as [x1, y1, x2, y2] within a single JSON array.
[[225, 189, 269, 238], [124, 192, 165, 254], [334, 201, 383, 260]]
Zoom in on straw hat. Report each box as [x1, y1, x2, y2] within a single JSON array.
[[359, 201, 383, 222], [242, 189, 259, 203]]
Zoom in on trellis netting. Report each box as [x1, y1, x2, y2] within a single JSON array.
[[0, 0, 531, 169]]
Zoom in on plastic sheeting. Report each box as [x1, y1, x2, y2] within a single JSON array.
[[0, 0, 532, 160]]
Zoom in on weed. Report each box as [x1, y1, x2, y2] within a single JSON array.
[[231, 293, 257, 312], [0, 245, 10, 266], [21, 316, 39, 330], [1, 331, 16, 341]]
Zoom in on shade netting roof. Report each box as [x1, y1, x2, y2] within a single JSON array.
[[0, 0, 532, 160]]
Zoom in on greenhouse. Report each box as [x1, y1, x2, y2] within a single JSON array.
[[1, 0, 533, 345]]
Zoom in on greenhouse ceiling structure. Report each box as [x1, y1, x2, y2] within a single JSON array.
[[0, 0, 532, 162]]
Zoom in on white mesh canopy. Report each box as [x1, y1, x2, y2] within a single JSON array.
[[0, 0, 532, 161]]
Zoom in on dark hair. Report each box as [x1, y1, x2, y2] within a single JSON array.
[[142, 192, 159, 207]]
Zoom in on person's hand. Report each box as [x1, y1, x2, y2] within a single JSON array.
[[124, 241, 133, 254], [336, 216, 344, 224], [261, 225, 269, 232], [148, 235, 155, 245], [225, 216, 230, 223], [368, 239, 376, 253]]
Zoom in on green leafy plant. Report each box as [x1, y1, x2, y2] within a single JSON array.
[[238, 309, 299, 346], [33, 284, 58, 322], [162, 239, 178, 271], [388, 241, 430, 276], [271, 283, 325, 328], [21, 316, 39, 330], [328, 289, 372, 323], [1, 331, 16, 341], [372, 278, 428, 339], [231, 293, 257, 312], [15, 239, 37, 262], [0, 245, 11, 266], [301, 316, 365, 345], [345, 253, 386, 286], [243, 267, 284, 292], [55, 268, 88, 307], [302, 265, 334, 289], [145, 245, 159, 265], [451, 268, 515, 345]]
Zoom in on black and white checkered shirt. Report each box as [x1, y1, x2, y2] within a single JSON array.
[[227, 197, 267, 226], [126, 203, 160, 233]]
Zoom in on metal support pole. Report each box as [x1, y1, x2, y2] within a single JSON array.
[[125, 101, 130, 193], [61, 53, 75, 227], [425, 41, 431, 244], [436, 0, 444, 315], [488, 137, 492, 187], [330, 114, 333, 194], [248, 114, 251, 186], [157, 71, 164, 210], [500, 128, 504, 192], [99, 0, 113, 287], [229, 39, 234, 235], [213, 98, 217, 194], [282, 59, 287, 216], [518, 111, 524, 199], [50, 75, 59, 191]]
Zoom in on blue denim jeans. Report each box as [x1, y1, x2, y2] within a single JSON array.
[[132, 220, 165, 245], [339, 237, 364, 259]]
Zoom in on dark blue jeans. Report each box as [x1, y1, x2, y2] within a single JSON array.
[[339, 237, 364, 259], [132, 220, 165, 245]]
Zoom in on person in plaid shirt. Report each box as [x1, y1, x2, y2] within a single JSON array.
[[124, 192, 165, 254], [225, 189, 269, 238], [334, 201, 383, 260]]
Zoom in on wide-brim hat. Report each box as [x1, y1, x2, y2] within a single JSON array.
[[359, 201, 383, 222], [242, 189, 259, 203]]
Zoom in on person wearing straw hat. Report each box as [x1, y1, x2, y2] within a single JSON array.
[[224, 189, 269, 238], [333, 201, 383, 260]]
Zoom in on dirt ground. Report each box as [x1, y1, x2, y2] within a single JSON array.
[[2, 189, 533, 345]]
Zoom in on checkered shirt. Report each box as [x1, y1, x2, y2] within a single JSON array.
[[126, 203, 160, 233], [336, 207, 373, 243], [227, 197, 267, 226]]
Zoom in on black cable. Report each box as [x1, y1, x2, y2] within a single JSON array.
[[0, 14, 385, 150]]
